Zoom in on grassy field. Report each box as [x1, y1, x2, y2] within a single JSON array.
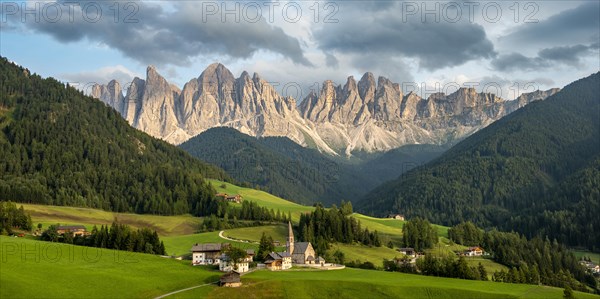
[[209, 179, 450, 239], [0, 236, 220, 298], [208, 180, 313, 222], [172, 268, 600, 299], [465, 257, 510, 278], [3, 237, 597, 299], [330, 243, 402, 268], [20, 203, 201, 236], [223, 225, 288, 244], [161, 231, 251, 256]]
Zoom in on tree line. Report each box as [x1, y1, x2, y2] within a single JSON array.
[[483, 229, 596, 292], [200, 200, 292, 232], [401, 217, 438, 251], [384, 255, 489, 282], [448, 221, 597, 292], [297, 202, 381, 256], [41, 222, 166, 255], [0, 201, 33, 234]]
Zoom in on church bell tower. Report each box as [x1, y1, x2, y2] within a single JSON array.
[[286, 221, 294, 255]]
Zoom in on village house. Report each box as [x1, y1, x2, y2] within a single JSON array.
[[464, 246, 484, 256], [398, 247, 416, 258], [191, 243, 230, 265], [56, 225, 89, 237], [264, 251, 292, 270], [219, 249, 255, 273], [219, 271, 242, 287], [286, 222, 319, 264], [388, 214, 405, 221], [581, 261, 600, 274], [215, 193, 243, 203]]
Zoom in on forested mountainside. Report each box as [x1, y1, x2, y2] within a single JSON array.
[[358, 72, 600, 250], [180, 127, 445, 205], [0, 57, 230, 216]]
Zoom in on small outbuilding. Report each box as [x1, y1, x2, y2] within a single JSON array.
[[219, 271, 242, 287]]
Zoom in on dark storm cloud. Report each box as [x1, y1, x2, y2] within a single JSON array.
[[313, 2, 496, 71], [325, 52, 339, 68], [538, 44, 596, 64], [2, 1, 312, 66], [500, 2, 600, 47], [491, 53, 546, 72], [492, 43, 598, 72]]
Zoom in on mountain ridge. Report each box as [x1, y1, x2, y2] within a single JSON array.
[[92, 64, 559, 156]]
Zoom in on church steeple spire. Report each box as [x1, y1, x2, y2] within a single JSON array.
[[287, 221, 294, 255]]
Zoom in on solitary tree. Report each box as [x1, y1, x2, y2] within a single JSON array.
[[257, 232, 275, 262]]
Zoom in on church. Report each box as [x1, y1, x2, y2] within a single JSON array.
[[286, 222, 320, 264]]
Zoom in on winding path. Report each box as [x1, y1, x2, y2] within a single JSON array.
[[218, 230, 258, 244], [153, 282, 218, 299]]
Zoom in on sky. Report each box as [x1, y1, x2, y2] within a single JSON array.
[[1, 0, 599, 101]]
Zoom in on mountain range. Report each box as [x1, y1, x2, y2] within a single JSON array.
[[92, 64, 559, 156]]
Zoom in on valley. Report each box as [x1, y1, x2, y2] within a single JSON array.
[[1, 3, 599, 295]]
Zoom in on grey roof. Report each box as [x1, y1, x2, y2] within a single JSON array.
[[292, 242, 312, 254], [268, 252, 282, 261], [277, 252, 291, 258], [246, 249, 255, 255], [398, 248, 414, 252], [190, 243, 228, 252]]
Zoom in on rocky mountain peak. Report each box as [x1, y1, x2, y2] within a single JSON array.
[[358, 72, 376, 102], [92, 63, 560, 156], [200, 62, 235, 84]]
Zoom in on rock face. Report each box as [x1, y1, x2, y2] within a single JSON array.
[[92, 64, 559, 156]]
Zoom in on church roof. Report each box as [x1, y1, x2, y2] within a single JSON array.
[[292, 242, 312, 254]]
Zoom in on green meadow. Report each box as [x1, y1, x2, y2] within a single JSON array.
[[208, 179, 313, 222], [172, 268, 600, 299], [3, 237, 597, 299], [0, 236, 220, 298], [20, 203, 201, 236], [223, 225, 288, 244]]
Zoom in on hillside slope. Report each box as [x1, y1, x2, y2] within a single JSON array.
[[358, 72, 600, 250], [0, 57, 229, 216], [180, 127, 444, 205]]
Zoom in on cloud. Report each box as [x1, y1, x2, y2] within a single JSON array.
[[350, 54, 414, 84], [313, 2, 496, 71], [3, 1, 312, 67], [325, 52, 339, 68], [492, 44, 598, 72], [538, 44, 598, 64], [499, 2, 600, 48]]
